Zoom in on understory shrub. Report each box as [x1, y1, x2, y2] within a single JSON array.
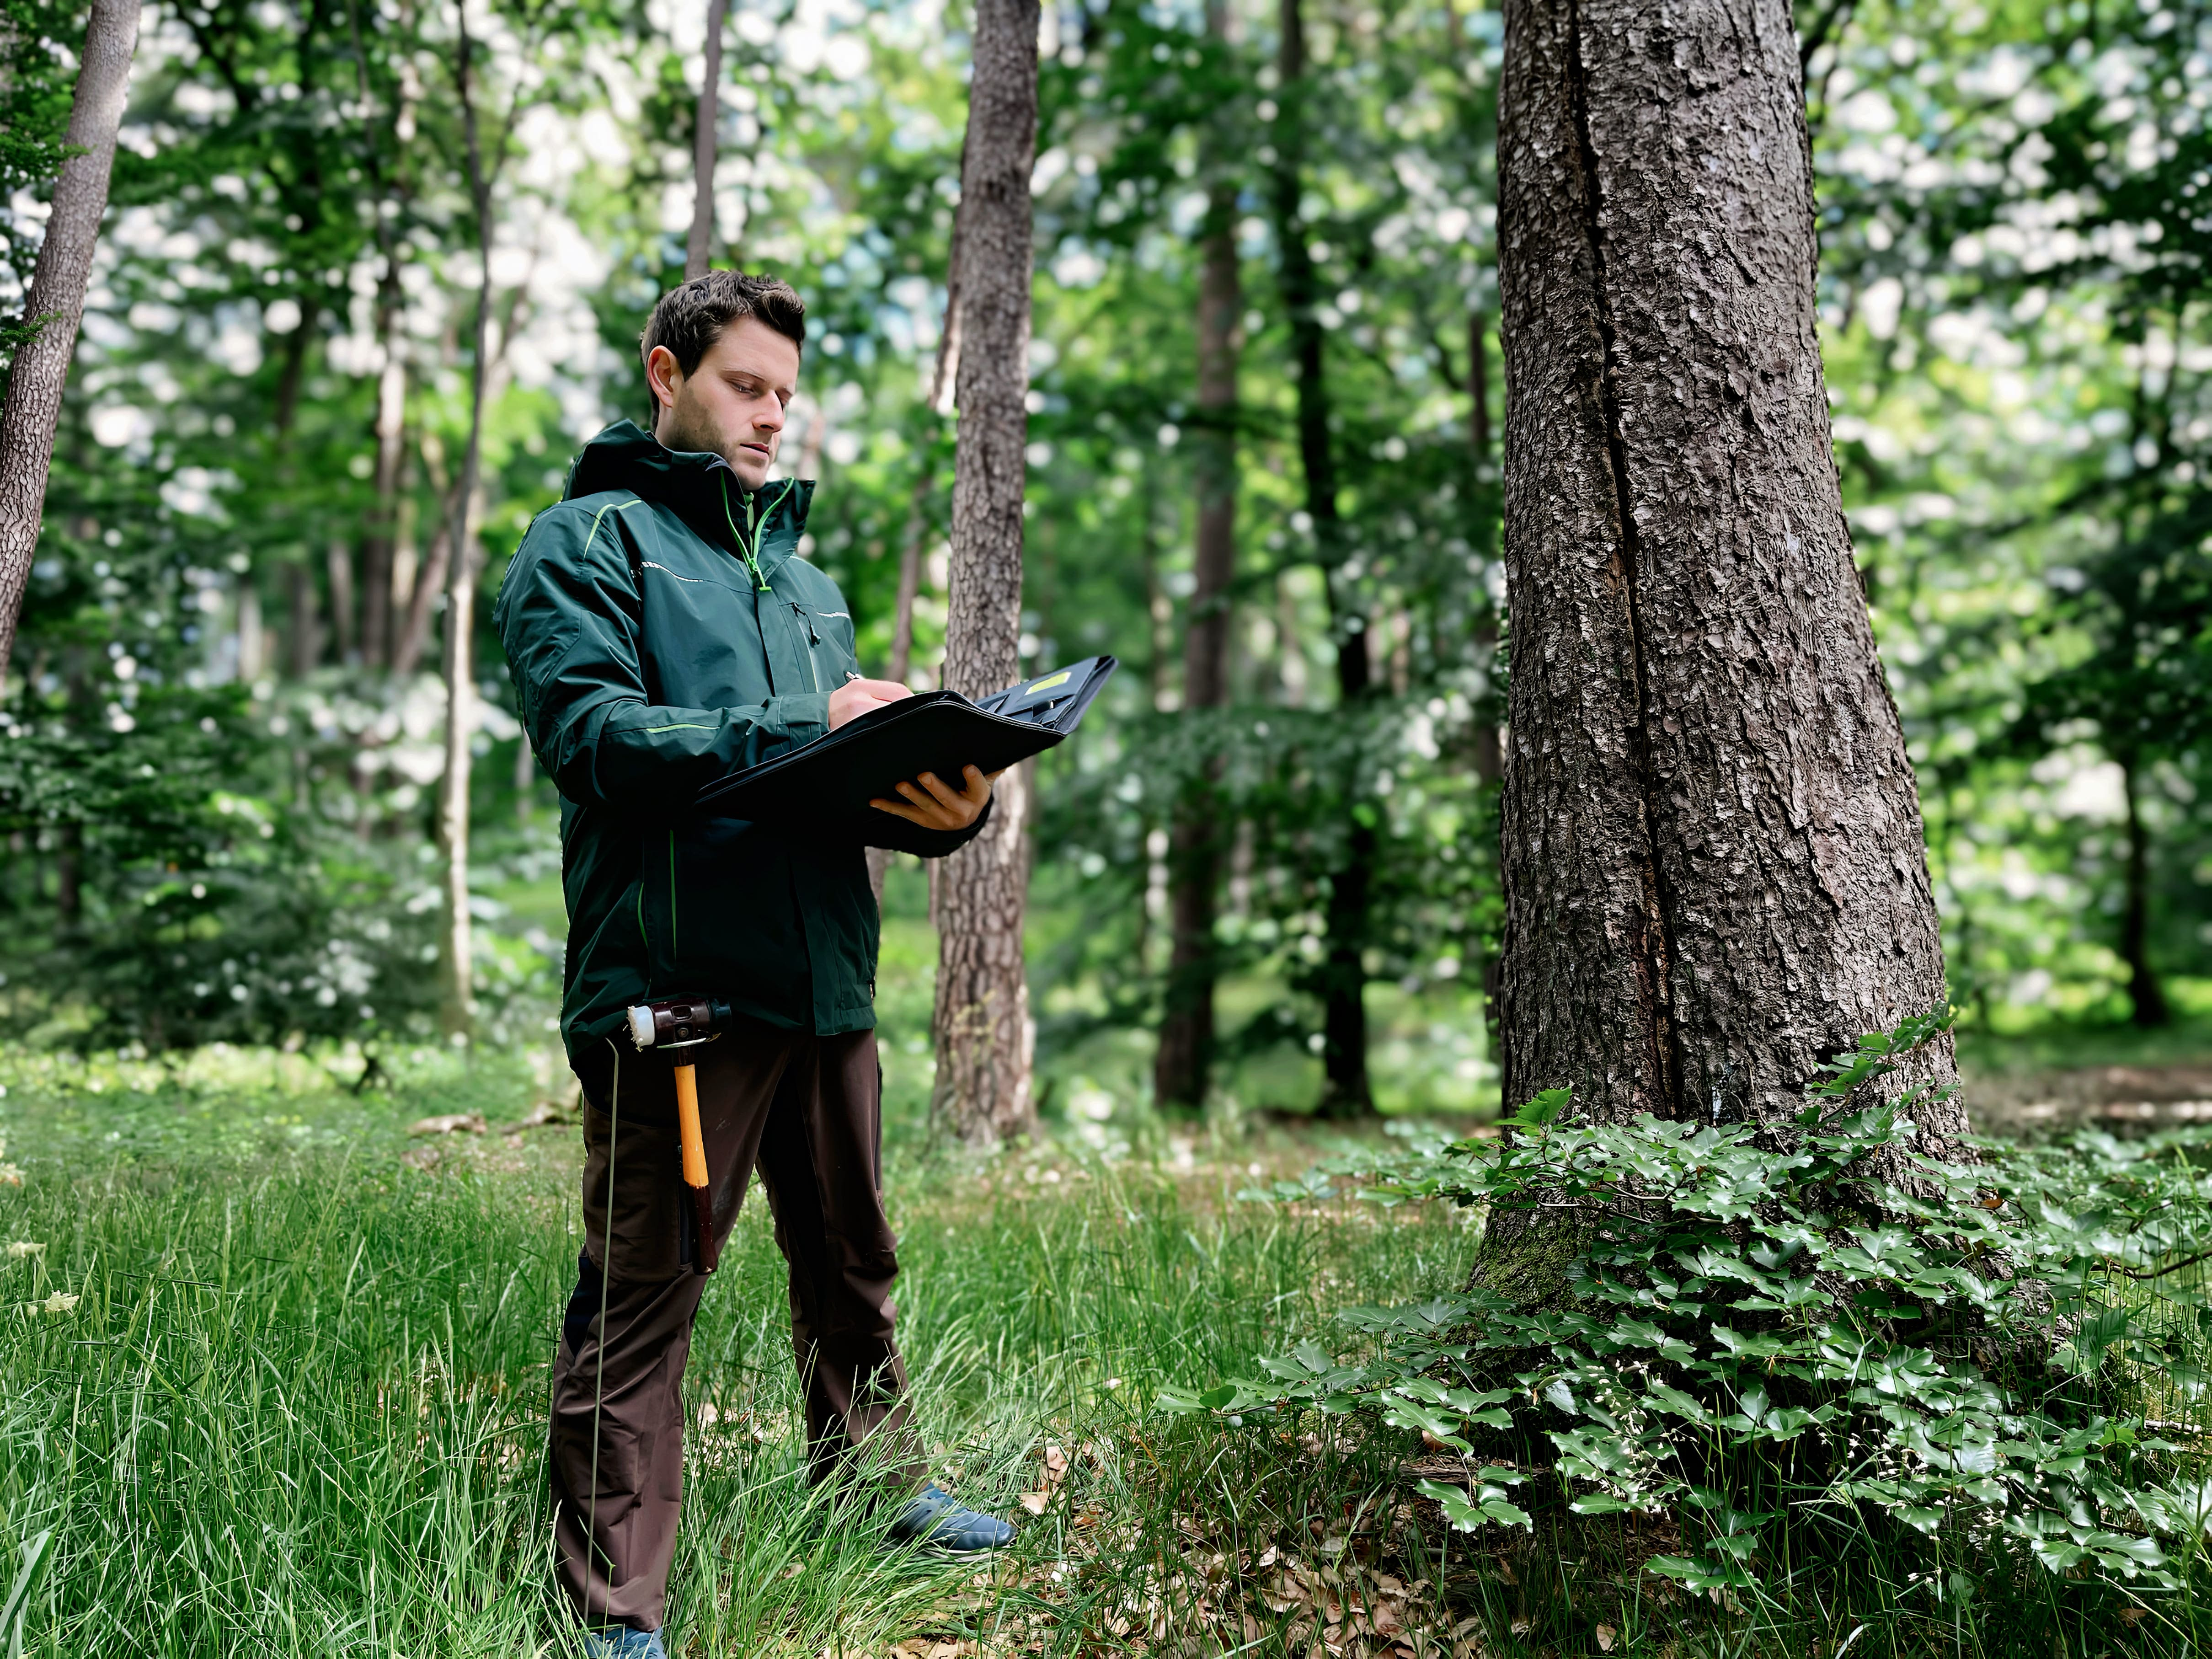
[[1185, 1012, 2212, 1611]]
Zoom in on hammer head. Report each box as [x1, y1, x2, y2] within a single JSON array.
[[624, 995, 733, 1051]]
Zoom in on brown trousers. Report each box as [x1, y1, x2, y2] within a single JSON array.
[[548, 1026, 924, 1633]]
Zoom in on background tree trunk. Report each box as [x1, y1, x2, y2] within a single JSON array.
[[2120, 755, 2169, 1028], [1272, 0, 1373, 1117], [435, 7, 496, 1040], [1155, 6, 1242, 1111], [867, 464, 934, 909], [0, 0, 139, 685], [686, 0, 727, 281], [362, 343, 406, 668], [932, 0, 1038, 1146], [1491, 0, 1958, 1140]]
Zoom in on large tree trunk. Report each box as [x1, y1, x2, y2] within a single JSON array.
[[1491, 0, 1957, 1140], [0, 0, 139, 685], [685, 0, 727, 281], [931, 0, 1038, 1146], [1272, 0, 1373, 1118], [435, 7, 497, 1040], [2120, 755, 2169, 1029], [1155, 17, 1243, 1112]]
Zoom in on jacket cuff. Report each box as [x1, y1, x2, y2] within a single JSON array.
[[775, 693, 831, 744]]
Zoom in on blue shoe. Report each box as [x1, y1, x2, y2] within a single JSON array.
[[581, 1627, 665, 1659], [887, 1482, 1016, 1552]]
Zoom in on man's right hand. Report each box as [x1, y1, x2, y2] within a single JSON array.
[[828, 677, 913, 730]]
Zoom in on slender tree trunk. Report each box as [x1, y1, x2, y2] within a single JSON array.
[[1156, 25, 1243, 1110], [389, 444, 449, 679], [327, 539, 357, 663], [237, 581, 265, 681], [0, 0, 139, 685], [686, 0, 728, 281], [868, 464, 934, 908], [436, 5, 497, 1040], [286, 561, 322, 676], [53, 820, 81, 933], [2120, 755, 2169, 1029], [932, 0, 1038, 1146], [1273, 0, 1373, 1117], [350, 0, 413, 674], [362, 345, 406, 667], [1489, 0, 1957, 1151]]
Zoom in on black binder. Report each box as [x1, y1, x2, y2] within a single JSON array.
[[695, 655, 1117, 835]]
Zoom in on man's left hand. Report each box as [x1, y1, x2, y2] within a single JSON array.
[[870, 765, 1000, 831]]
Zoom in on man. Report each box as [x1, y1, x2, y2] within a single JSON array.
[[494, 271, 1014, 1659]]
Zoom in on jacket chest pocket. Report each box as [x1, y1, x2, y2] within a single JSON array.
[[786, 602, 859, 694]]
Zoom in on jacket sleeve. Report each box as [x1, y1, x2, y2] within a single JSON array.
[[860, 792, 996, 858], [494, 500, 830, 812]]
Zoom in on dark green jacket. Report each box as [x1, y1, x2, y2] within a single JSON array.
[[495, 420, 986, 1058]]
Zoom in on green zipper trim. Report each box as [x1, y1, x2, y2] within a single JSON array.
[[667, 830, 678, 963], [720, 475, 787, 592], [636, 879, 647, 948], [642, 722, 717, 734]]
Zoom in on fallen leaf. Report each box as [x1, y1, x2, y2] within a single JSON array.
[[1596, 1623, 1618, 1652], [1019, 1492, 1048, 1515]]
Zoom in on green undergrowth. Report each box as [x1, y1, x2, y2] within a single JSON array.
[[1194, 1012, 2212, 1654], [4, 1017, 2205, 1655], [0, 1074, 1464, 1656]]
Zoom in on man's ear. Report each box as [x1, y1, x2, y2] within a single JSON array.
[[644, 345, 683, 421]]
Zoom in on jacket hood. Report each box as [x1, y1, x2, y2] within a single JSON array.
[[564, 419, 814, 577]]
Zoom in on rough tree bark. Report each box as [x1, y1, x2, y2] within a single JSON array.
[[1490, 0, 1959, 1145], [1155, 0, 1243, 1111], [932, 0, 1039, 1145], [1272, 0, 1373, 1117], [435, 5, 496, 1039], [0, 0, 139, 685], [686, 0, 728, 281], [1468, 310, 1501, 787]]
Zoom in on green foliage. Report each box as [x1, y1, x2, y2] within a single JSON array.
[[1196, 1013, 2212, 1604], [0, 0, 80, 369]]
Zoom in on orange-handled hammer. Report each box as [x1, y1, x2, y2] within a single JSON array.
[[625, 995, 732, 1274]]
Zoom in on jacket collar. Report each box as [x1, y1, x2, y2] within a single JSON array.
[[564, 419, 815, 580]]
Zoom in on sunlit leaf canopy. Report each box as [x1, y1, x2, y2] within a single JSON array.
[[0, 0, 2204, 1081]]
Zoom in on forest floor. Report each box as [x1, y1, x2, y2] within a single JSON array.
[[0, 1032, 2171, 1658], [0, 996, 2196, 1655]]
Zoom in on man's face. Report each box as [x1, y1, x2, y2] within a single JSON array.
[[646, 316, 801, 490]]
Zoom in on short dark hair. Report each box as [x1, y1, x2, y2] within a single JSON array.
[[640, 270, 807, 378]]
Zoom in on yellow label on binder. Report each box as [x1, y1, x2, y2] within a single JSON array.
[[1026, 670, 1072, 695]]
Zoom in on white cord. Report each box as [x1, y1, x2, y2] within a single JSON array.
[[585, 1035, 621, 1627]]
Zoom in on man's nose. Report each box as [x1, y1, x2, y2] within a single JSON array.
[[756, 400, 786, 433]]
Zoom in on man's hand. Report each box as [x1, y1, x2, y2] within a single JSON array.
[[870, 765, 1000, 832], [829, 676, 911, 731]]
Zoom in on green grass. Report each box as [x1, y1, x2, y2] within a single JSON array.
[[0, 1056, 1477, 1656], [0, 946, 2199, 1654]]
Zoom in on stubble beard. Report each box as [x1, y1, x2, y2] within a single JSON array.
[[655, 396, 772, 489]]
